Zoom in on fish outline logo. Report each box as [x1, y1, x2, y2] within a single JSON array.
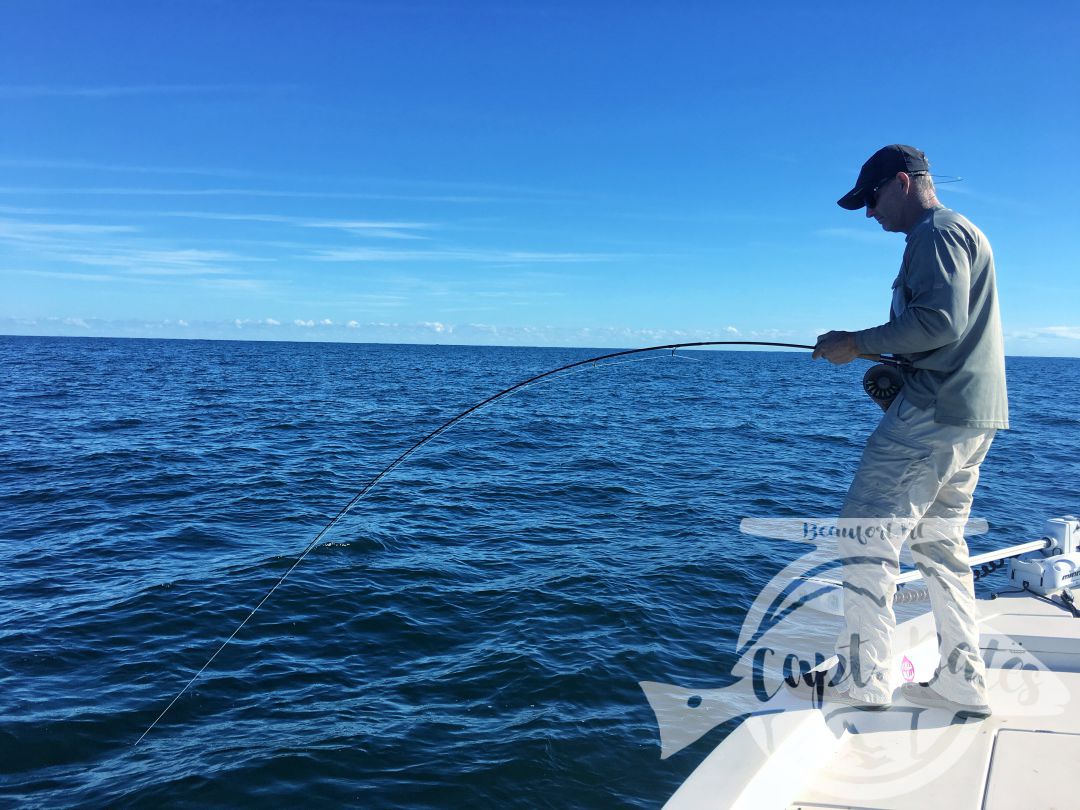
[[640, 516, 1072, 798]]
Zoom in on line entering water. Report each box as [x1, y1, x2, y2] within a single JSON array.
[[135, 340, 897, 745]]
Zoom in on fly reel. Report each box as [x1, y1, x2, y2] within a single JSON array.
[[862, 363, 903, 411]]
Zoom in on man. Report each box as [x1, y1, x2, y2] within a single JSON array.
[[812, 144, 1009, 717]]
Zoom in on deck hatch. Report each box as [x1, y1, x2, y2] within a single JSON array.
[[983, 728, 1080, 809]]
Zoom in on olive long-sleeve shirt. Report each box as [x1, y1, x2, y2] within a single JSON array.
[[854, 207, 1009, 429]]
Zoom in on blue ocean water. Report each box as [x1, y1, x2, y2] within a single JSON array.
[[1, 336, 1077, 808]]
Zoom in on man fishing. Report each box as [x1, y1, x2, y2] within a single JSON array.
[[811, 144, 1009, 717]]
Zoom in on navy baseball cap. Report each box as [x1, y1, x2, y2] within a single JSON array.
[[837, 144, 930, 210]]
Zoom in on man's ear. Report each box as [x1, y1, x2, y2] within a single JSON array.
[[896, 171, 912, 193]]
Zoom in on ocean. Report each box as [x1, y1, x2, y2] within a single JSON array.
[[1, 336, 1077, 808]]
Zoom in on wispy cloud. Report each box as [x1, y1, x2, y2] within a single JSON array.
[[0, 205, 439, 241], [0, 186, 496, 204], [152, 210, 437, 239], [0, 160, 600, 211], [18, 269, 129, 283], [743, 328, 798, 341], [0, 216, 265, 287], [1011, 326, 1080, 341], [65, 247, 264, 273], [197, 277, 265, 291], [0, 84, 298, 99], [301, 219, 434, 240], [0, 218, 138, 239], [14, 268, 251, 290], [0, 158, 262, 179], [813, 227, 890, 244], [308, 246, 620, 264], [935, 183, 1035, 212]]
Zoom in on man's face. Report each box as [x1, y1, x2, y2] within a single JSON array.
[[865, 174, 902, 231]]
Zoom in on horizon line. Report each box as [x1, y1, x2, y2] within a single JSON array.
[[2, 331, 1076, 360]]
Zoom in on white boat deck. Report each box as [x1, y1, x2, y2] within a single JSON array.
[[665, 591, 1080, 810]]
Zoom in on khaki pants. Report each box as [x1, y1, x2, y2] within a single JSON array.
[[837, 392, 996, 705]]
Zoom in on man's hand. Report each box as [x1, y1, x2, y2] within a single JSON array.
[[813, 331, 860, 364]]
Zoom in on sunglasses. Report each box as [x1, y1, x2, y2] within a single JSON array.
[[864, 171, 929, 209], [864, 175, 896, 209]]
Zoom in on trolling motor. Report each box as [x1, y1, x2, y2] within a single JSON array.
[[802, 516, 1080, 617], [1007, 516, 1080, 597]]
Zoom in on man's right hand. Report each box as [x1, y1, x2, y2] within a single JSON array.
[[813, 331, 860, 364]]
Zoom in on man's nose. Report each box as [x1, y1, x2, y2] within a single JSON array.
[[865, 205, 875, 218]]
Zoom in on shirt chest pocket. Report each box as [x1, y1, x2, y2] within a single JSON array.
[[891, 275, 907, 319]]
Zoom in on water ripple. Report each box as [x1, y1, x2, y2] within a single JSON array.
[[0, 337, 1075, 807]]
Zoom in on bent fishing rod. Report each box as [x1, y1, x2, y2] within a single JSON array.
[[135, 340, 905, 745]]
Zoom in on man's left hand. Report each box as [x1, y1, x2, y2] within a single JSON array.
[[813, 331, 860, 364]]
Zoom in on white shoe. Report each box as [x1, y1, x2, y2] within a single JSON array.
[[899, 682, 991, 718], [822, 685, 891, 711], [787, 680, 891, 711]]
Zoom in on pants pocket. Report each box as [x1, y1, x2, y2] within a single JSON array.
[[844, 430, 933, 517]]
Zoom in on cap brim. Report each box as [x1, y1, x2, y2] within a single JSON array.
[[837, 187, 866, 210]]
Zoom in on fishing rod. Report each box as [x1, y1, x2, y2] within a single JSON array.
[[134, 340, 905, 746]]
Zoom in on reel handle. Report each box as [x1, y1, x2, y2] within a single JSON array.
[[863, 363, 904, 412]]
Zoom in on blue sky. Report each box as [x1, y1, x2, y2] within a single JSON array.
[[2, 1, 1078, 355]]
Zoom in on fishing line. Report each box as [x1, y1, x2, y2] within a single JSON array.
[[135, 340, 900, 746], [494, 350, 672, 399]]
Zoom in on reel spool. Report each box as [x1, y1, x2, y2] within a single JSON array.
[[862, 363, 903, 411]]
